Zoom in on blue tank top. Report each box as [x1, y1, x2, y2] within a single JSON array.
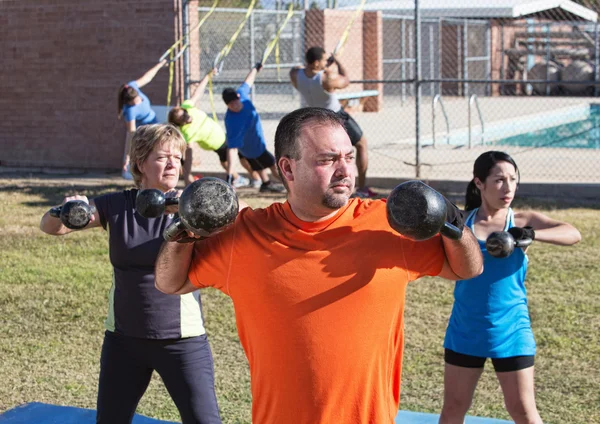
[[444, 208, 536, 358]]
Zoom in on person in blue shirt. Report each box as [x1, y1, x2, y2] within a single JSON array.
[[439, 151, 581, 424], [221, 63, 284, 193], [117, 59, 167, 180], [40, 124, 222, 424]]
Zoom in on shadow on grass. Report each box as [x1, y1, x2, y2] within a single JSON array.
[[2, 174, 598, 211], [0, 184, 129, 208]]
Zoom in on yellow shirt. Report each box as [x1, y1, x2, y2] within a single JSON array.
[[180, 100, 225, 151]]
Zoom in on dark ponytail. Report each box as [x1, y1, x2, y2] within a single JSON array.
[[117, 84, 139, 119], [464, 180, 481, 211], [465, 150, 519, 211]]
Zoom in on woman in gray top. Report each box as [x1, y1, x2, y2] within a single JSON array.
[[40, 124, 222, 424]]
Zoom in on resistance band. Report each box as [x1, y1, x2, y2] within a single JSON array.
[[161, 0, 220, 105], [208, 0, 257, 121], [261, 3, 294, 65], [332, 0, 366, 56]]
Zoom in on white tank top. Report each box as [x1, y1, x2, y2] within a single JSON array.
[[295, 69, 341, 112]]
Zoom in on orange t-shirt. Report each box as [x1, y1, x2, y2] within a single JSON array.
[[189, 198, 445, 424]]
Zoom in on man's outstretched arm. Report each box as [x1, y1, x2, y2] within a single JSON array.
[[155, 241, 198, 295]]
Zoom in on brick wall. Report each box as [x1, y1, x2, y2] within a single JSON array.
[[0, 0, 183, 170]]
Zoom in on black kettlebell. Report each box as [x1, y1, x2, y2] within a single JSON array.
[[486, 231, 533, 258], [49, 200, 96, 230], [164, 177, 239, 242], [386, 180, 462, 241], [136, 189, 180, 218]]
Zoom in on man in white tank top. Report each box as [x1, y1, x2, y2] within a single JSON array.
[[290, 47, 376, 198]]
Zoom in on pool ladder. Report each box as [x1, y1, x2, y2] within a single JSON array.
[[432, 95, 450, 147], [468, 94, 485, 148]]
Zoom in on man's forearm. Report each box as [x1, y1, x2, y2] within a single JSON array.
[[442, 228, 483, 280], [335, 60, 347, 77], [155, 241, 195, 294]]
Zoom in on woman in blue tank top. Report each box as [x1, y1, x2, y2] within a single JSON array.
[[439, 151, 581, 424], [40, 125, 222, 424], [117, 60, 167, 180]]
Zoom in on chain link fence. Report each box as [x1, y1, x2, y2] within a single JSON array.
[[181, 0, 600, 185]]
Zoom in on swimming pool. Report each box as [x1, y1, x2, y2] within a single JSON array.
[[496, 105, 600, 149]]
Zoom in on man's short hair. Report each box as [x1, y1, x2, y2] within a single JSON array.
[[222, 88, 239, 105], [305, 47, 326, 64], [274, 107, 344, 185]]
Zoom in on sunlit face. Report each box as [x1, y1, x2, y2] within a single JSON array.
[[475, 161, 518, 210], [226, 98, 243, 113], [285, 123, 355, 214], [139, 141, 183, 192]]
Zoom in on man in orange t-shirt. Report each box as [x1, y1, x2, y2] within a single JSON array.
[[155, 107, 483, 423]]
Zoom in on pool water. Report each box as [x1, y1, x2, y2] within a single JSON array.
[[497, 107, 600, 149]]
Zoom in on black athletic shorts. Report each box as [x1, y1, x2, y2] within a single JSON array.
[[444, 348, 535, 373], [337, 109, 363, 145], [214, 142, 228, 163], [238, 150, 276, 171]]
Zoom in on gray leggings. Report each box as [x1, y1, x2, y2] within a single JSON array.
[[96, 331, 222, 424]]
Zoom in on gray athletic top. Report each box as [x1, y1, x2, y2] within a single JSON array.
[[295, 69, 341, 111], [94, 189, 205, 339]]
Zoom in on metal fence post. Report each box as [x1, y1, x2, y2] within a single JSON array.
[[250, 10, 255, 102], [463, 19, 468, 97], [401, 18, 407, 104], [594, 22, 600, 97], [183, 0, 191, 100], [415, 0, 421, 178]]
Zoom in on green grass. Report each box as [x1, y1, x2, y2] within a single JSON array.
[[1, 176, 599, 423]]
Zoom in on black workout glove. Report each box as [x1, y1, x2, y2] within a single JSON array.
[[444, 197, 466, 230], [254, 62, 263, 72], [508, 226, 536, 242]]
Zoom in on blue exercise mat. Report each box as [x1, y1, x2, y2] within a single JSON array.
[[0, 403, 178, 424], [0, 402, 513, 423], [395, 410, 513, 423]]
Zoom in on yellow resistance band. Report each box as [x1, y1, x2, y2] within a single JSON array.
[[213, 0, 257, 70], [167, 50, 175, 106], [163, 0, 220, 105], [261, 3, 294, 64], [209, 0, 257, 121], [333, 0, 366, 56]]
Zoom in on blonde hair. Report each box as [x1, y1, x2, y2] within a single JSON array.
[[129, 124, 186, 187]]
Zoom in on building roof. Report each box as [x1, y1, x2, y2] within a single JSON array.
[[342, 0, 597, 22]]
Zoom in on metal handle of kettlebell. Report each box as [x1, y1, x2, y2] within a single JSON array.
[[164, 197, 179, 207], [440, 222, 463, 240], [49, 206, 61, 218], [515, 238, 533, 248], [163, 219, 194, 243]]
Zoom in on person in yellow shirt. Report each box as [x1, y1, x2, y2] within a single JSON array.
[[169, 69, 258, 187]]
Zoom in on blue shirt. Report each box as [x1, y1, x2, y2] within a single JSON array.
[[94, 189, 205, 339], [121, 81, 158, 127], [224, 83, 267, 159], [444, 208, 536, 358]]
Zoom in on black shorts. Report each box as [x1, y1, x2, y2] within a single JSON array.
[[337, 109, 363, 145], [238, 150, 276, 171], [444, 349, 535, 373], [214, 142, 228, 163]]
